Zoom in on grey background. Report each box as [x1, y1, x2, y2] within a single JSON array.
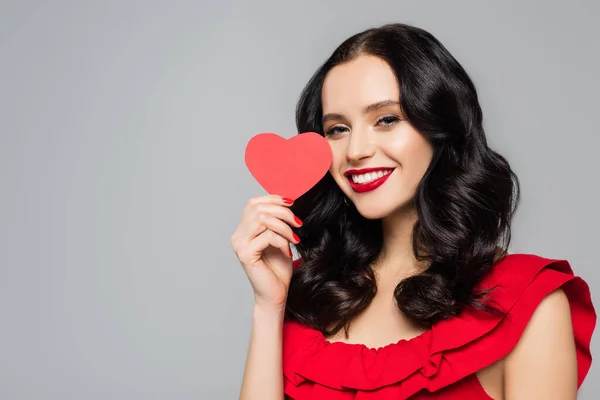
[[1, 0, 598, 399]]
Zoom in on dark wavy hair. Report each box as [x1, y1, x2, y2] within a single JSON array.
[[284, 23, 520, 338]]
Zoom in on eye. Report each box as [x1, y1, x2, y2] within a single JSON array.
[[376, 115, 401, 126], [324, 125, 348, 137]]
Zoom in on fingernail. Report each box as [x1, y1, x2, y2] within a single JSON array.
[[282, 197, 294, 205], [293, 233, 300, 243], [294, 216, 303, 226], [288, 249, 293, 258]]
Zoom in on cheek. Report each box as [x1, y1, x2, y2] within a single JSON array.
[[382, 136, 433, 188], [400, 140, 434, 178], [327, 142, 350, 188], [387, 130, 432, 164], [328, 140, 346, 171]]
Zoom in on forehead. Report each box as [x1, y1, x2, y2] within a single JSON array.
[[321, 55, 400, 112]]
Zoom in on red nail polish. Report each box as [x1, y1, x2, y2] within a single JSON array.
[[289, 249, 293, 258], [282, 197, 294, 205], [294, 216, 303, 225], [293, 233, 300, 243]]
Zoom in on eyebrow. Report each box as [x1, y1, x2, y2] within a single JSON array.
[[322, 100, 401, 125]]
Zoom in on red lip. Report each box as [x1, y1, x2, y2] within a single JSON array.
[[344, 167, 395, 193]]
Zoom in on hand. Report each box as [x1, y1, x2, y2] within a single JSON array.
[[231, 195, 302, 310]]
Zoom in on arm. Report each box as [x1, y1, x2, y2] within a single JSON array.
[[504, 288, 577, 400], [232, 195, 300, 399], [239, 303, 286, 400]]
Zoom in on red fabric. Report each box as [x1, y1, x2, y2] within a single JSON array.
[[283, 254, 596, 399]]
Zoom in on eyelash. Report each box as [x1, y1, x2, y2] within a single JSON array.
[[325, 115, 401, 136]]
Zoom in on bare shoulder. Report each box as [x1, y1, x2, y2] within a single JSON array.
[[503, 288, 577, 399]]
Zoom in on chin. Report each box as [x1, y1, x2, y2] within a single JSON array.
[[351, 194, 415, 220], [353, 203, 395, 220]]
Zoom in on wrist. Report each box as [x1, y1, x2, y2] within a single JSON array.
[[253, 301, 286, 319]]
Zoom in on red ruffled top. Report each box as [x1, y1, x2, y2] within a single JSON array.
[[282, 254, 596, 399]]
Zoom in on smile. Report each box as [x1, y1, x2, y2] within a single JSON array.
[[344, 167, 395, 193]]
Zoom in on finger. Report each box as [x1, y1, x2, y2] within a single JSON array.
[[253, 203, 302, 229], [238, 203, 301, 242], [248, 213, 299, 245], [248, 229, 292, 260], [244, 195, 294, 216], [234, 196, 297, 254]]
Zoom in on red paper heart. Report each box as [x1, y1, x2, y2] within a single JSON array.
[[245, 132, 332, 200]]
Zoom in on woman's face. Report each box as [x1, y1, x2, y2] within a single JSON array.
[[321, 55, 434, 220]]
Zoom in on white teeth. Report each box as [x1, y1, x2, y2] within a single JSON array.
[[351, 169, 392, 184]]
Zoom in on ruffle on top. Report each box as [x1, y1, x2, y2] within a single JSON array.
[[283, 254, 596, 399]]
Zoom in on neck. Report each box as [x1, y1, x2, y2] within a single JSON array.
[[374, 205, 428, 279]]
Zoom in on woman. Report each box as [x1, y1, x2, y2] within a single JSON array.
[[232, 23, 596, 399]]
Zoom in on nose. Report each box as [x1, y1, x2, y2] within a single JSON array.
[[346, 130, 375, 162]]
